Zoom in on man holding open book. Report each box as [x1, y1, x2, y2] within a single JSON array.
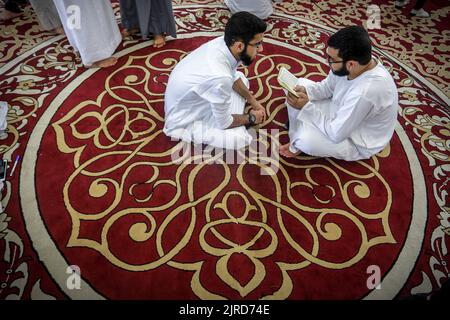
[[279, 26, 398, 161]]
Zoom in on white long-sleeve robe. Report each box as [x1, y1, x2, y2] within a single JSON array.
[[164, 36, 252, 150], [54, 0, 121, 66], [224, 0, 280, 20], [287, 61, 399, 161]]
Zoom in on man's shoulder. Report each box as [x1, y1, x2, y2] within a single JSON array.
[[352, 72, 397, 105], [357, 66, 395, 89]]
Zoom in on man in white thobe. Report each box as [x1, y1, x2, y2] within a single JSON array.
[[279, 26, 399, 161], [54, 0, 121, 68], [164, 12, 267, 150], [225, 0, 282, 20]]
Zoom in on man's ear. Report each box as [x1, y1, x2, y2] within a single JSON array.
[[236, 41, 245, 53], [347, 60, 357, 70]]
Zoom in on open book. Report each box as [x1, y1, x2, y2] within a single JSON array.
[[277, 66, 299, 97]]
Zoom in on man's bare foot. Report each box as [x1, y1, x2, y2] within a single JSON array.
[[87, 57, 118, 69], [53, 26, 65, 35], [121, 27, 139, 38], [153, 34, 166, 48], [279, 143, 301, 158]]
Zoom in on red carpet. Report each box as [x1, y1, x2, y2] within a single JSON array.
[[0, 0, 448, 300]]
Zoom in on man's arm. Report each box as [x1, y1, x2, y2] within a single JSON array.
[[232, 78, 253, 102], [305, 71, 338, 101], [232, 78, 265, 112], [227, 110, 265, 129], [232, 78, 267, 122], [311, 92, 373, 143], [286, 89, 309, 110], [228, 114, 251, 129], [202, 78, 265, 130]]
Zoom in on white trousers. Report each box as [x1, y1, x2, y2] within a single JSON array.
[[287, 78, 362, 161]]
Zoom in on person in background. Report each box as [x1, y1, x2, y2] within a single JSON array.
[[224, 0, 283, 20], [29, 0, 64, 35], [395, 0, 430, 18], [119, 0, 177, 48]]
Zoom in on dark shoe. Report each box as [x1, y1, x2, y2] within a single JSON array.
[[5, 0, 22, 13]]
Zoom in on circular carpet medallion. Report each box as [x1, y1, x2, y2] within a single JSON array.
[[1, 2, 448, 300]]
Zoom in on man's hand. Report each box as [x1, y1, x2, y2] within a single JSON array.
[[232, 80, 267, 123], [249, 109, 265, 125], [286, 89, 309, 110], [248, 96, 267, 123], [293, 85, 307, 94]]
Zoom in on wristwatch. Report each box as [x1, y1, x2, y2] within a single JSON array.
[[248, 112, 256, 126]]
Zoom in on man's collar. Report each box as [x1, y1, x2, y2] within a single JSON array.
[[217, 36, 240, 69]]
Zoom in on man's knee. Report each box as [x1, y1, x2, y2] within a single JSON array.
[[294, 128, 360, 160], [294, 128, 327, 156]]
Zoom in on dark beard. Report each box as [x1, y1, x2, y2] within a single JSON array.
[[332, 63, 349, 77], [240, 45, 254, 66]]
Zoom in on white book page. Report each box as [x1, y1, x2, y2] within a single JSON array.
[[277, 67, 299, 97]]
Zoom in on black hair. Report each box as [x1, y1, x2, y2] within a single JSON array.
[[327, 25, 372, 65], [224, 11, 267, 47]]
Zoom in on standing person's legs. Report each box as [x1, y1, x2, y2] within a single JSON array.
[[150, 0, 167, 48], [29, 0, 64, 34], [119, 0, 140, 37], [54, 0, 121, 68]]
